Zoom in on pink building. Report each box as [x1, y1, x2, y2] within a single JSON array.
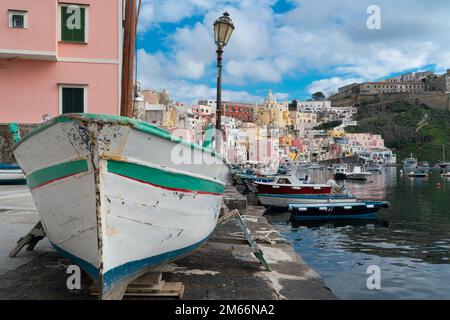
[[191, 105, 216, 125], [0, 0, 122, 123], [346, 133, 385, 151]]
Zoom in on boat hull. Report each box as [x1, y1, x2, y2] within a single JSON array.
[[13, 114, 229, 299], [289, 201, 390, 221], [258, 193, 355, 208], [254, 183, 332, 195], [0, 167, 26, 185]]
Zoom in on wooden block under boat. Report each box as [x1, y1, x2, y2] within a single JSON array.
[[89, 272, 184, 299]]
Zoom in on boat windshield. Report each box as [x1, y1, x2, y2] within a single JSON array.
[[277, 178, 292, 185]]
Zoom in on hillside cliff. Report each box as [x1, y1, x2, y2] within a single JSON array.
[[346, 101, 450, 163]]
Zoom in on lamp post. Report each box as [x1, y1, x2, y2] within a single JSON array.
[[213, 12, 234, 152]]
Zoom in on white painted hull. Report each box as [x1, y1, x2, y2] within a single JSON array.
[[258, 194, 355, 208], [0, 169, 25, 182], [13, 115, 229, 299]]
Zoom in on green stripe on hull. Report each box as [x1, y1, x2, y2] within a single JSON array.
[[107, 160, 224, 195], [27, 159, 89, 190]]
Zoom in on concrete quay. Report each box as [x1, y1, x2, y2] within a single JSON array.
[[0, 185, 335, 300]]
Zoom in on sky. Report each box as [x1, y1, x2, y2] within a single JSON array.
[[136, 0, 450, 105]]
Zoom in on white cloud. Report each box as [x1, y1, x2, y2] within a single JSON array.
[[137, 0, 450, 102], [307, 77, 365, 97]]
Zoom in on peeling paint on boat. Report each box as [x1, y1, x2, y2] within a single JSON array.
[[13, 113, 230, 300]]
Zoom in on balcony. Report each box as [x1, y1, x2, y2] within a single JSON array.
[[0, 49, 57, 61]]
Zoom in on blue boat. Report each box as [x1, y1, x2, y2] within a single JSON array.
[[289, 200, 390, 221], [0, 164, 26, 185]]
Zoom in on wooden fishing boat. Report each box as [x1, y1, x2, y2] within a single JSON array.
[[13, 114, 230, 299], [254, 175, 348, 207], [289, 200, 390, 221], [0, 164, 26, 185]]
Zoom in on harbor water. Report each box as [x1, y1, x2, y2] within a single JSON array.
[[268, 167, 450, 299]]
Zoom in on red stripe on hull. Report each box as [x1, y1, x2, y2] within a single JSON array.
[[31, 173, 79, 191]]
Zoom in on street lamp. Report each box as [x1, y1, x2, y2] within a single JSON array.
[[214, 12, 234, 152]]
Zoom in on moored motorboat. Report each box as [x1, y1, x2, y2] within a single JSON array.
[[417, 162, 431, 173], [345, 166, 371, 181], [365, 161, 382, 173], [402, 153, 417, 172], [334, 164, 348, 180], [254, 174, 347, 207], [259, 193, 356, 208], [13, 114, 230, 300], [407, 169, 428, 178], [0, 164, 26, 185], [289, 200, 390, 221]]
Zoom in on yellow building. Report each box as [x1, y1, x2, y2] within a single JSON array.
[[327, 129, 345, 138], [256, 90, 290, 128]]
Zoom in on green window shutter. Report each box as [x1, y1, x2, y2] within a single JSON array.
[[62, 88, 85, 114], [61, 6, 85, 42]]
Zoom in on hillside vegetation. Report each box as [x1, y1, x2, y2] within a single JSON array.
[[345, 101, 450, 163]]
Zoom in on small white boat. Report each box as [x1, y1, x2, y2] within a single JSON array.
[[13, 114, 229, 299], [407, 170, 428, 178], [365, 161, 382, 173], [402, 154, 417, 172], [345, 166, 371, 181], [334, 164, 349, 180], [0, 164, 26, 185]]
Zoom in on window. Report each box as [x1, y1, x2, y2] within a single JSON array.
[[59, 85, 87, 114], [277, 178, 292, 185], [8, 10, 28, 28], [60, 4, 87, 43]]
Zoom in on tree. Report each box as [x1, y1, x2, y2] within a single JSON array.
[[312, 91, 326, 101]]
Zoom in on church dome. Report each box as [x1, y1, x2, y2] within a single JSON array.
[[264, 90, 277, 105]]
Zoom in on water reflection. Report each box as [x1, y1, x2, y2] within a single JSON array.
[[266, 167, 450, 299]]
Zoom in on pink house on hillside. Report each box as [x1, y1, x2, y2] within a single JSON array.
[[347, 133, 385, 151], [0, 0, 122, 123]]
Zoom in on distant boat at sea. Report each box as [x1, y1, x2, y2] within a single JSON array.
[[407, 169, 428, 178], [334, 165, 371, 181], [436, 145, 450, 169], [402, 154, 418, 172], [417, 162, 432, 173], [345, 166, 372, 181], [365, 161, 382, 173]]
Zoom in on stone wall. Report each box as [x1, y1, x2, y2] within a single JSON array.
[[333, 92, 450, 111], [0, 124, 37, 163]]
